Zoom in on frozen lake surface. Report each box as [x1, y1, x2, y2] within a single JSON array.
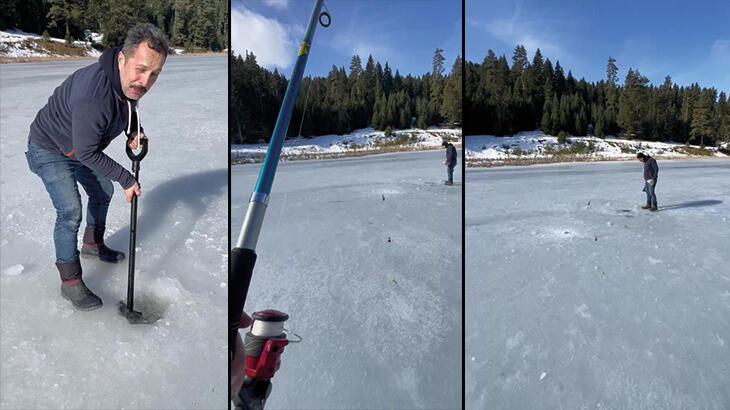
[[466, 159, 730, 409], [232, 150, 462, 409], [1, 56, 228, 409]]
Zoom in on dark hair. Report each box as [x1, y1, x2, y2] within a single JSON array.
[[122, 23, 170, 58], [442, 141, 449, 147], [636, 152, 646, 159]]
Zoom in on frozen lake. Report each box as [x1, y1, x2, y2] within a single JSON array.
[[1, 55, 228, 409], [232, 150, 462, 409], [466, 159, 730, 409]]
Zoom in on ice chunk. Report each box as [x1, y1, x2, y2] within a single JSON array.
[[3, 264, 24, 276], [540, 372, 546, 380]]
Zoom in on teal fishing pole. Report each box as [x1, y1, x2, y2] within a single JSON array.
[[230, 1, 330, 409]]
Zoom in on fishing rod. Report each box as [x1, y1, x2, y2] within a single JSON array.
[[230, 1, 330, 409]]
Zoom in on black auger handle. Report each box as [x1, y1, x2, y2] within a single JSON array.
[[126, 137, 149, 162]]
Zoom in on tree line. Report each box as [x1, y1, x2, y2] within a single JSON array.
[[0, 0, 227, 51], [465, 45, 730, 147], [230, 49, 462, 144]]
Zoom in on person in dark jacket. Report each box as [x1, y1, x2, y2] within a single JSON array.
[[442, 141, 457, 185], [637, 152, 659, 211], [25, 23, 168, 310]]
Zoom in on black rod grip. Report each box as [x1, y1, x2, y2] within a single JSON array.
[[230, 247, 257, 358]]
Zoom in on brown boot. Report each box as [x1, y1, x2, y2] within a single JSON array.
[[56, 260, 102, 311], [641, 205, 652, 210], [81, 226, 125, 263]]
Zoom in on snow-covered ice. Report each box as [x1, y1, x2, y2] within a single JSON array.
[[2, 264, 24, 276], [1, 56, 228, 409], [232, 151, 462, 409], [466, 159, 730, 409]]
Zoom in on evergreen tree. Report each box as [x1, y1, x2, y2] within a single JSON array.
[[382, 62, 393, 96], [441, 56, 462, 126], [690, 89, 715, 147], [606, 57, 618, 88], [528, 49, 546, 122], [553, 61, 565, 97], [364, 55, 377, 123], [46, 0, 84, 42], [0, 1, 17, 29], [99, 0, 147, 48], [510, 45, 528, 82], [429, 48, 446, 125], [618, 68, 650, 137], [654, 76, 678, 140], [465, 45, 726, 145], [541, 94, 554, 134], [432, 47, 445, 78], [681, 84, 701, 142], [719, 92, 730, 143]]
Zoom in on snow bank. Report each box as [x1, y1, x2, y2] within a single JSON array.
[[231, 127, 462, 162], [466, 130, 728, 162], [0, 29, 101, 59]]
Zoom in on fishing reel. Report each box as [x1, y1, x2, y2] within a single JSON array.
[[234, 310, 301, 410]]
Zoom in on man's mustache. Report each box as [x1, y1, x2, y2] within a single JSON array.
[[130, 84, 147, 93]]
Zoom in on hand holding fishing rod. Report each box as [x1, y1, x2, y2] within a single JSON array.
[[230, 1, 330, 408]]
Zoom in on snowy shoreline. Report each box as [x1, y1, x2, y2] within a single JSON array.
[[0, 29, 223, 63], [231, 127, 462, 164], [0, 29, 101, 61], [466, 130, 729, 167]]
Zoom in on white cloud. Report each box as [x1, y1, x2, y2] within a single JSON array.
[[711, 39, 730, 59], [351, 42, 393, 61], [263, 0, 289, 10], [468, 17, 565, 61], [231, 7, 296, 69]]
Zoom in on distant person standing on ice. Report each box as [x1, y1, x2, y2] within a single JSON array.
[[443, 141, 457, 185], [25, 23, 168, 311], [637, 152, 659, 211]]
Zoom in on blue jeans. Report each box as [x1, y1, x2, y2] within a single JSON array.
[[447, 164, 455, 183], [645, 180, 658, 208], [25, 143, 114, 264]]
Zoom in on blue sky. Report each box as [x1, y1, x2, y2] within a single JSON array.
[[467, 0, 730, 92], [231, 0, 462, 78]]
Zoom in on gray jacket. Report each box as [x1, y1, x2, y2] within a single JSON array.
[[643, 157, 658, 181], [445, 143, 457, 167], [28, 47, 138, 189]]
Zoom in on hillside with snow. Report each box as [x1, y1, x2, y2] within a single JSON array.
[[467, 131, 729, 166], [231, 128, 462, 163], [0, 29, 103, 61]]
